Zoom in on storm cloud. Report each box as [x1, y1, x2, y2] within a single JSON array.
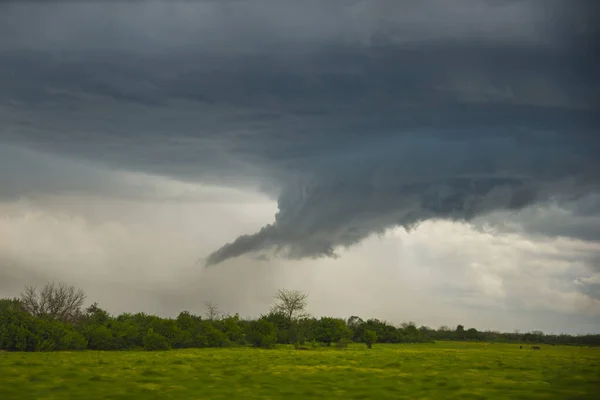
[[1, 0, 599, 267]]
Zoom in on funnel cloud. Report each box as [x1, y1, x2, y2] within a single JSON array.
[[206, 134, 600, 265]]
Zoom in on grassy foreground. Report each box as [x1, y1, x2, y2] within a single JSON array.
[[1, 342, 599, 399]]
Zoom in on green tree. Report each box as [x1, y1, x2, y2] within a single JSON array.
[[85, 325, 115, 350], [264, 311, 292, 343], [314, 317, 351, 346], [220, 314, 245, 344], [0, 300, 36, 351], [194, 321, 229, 348], [245, 318, 277, 349], [176, 311, 200, 331], [347, 316, 365, 342], [466, 328, 481, 341], [456, 324, 466, 340], [364, 329, 377, 349], [82, 303, 111, 327], [110, 320, 142, 349], [56, 329, 87, 351], [143, 328, 170, 351]]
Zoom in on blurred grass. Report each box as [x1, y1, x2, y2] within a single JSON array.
[[1, 342, 599, 399]]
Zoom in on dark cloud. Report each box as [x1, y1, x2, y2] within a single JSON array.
[[0, 1, 598, 265], [472, 195, 600, 245]]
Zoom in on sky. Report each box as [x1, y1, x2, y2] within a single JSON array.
[[1, 0, 599, 334]]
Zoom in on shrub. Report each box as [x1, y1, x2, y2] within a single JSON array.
[[0, 307, 36, 351], [314, 317, 351, 346], [85, 325, 115, 350], [336, 337, 351, 349], [143, 329, 170, 351], [364, 329, 377, 349], [245, 319, 278, 349], [57, 330, 88, 351]]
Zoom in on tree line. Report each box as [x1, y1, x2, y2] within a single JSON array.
[[1, 283, 598, 352]]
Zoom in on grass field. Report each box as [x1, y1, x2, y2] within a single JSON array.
[[1, 342, 599, 399]]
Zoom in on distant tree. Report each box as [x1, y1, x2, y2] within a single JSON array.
[[401, 322, 422, 341], [204, 301, 222, 321], [347, 315, 365, 341], [20, 282, 86, 323], [271, 289, 309, 322], [84, 302, 110, 326], [143, 328, 170, 351], [110, 319, 141, 349], [336, 337, 351, 349], [176, 311, 200, 331], [0, 298, 22, 313], [314, 317, 351, 346], [296, 317, 317, 344], [456, 324, 466, 340], [85, 325, 115, 350], [347, 316, 364, 329], [0, 299, 35, 351], [364, 319, 401, 343], [364, 329, 377, 349], [220, 314, 245, 344], [7, 280, 600, 353], [466, 328, 481, 341], [523, 331, 544, 343], [245, 318, 278, 349], [263, 311, 292, 343]]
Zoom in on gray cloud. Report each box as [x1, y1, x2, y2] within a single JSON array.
[[205, 121, 600, 262], [0, 1, 573, 51], [472, 195, 600, 245], [2, 201, 599, 333], [0, 1, 598, 266]]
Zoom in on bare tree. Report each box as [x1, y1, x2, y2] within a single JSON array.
[[271, 289, 309, 321], [204, 301, 222, 320], [20, 282, 86, 323]]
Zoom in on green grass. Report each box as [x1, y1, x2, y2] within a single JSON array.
[[1, 342, 599, 399]]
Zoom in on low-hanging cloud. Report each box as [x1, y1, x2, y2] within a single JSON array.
[[0, 0, 598, 266], [206, 134, 600, 265]]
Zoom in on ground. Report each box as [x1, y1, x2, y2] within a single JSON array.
[[1, 342, 599, 399]]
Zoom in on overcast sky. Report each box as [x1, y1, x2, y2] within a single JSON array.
[[1, 0, 599, 334]]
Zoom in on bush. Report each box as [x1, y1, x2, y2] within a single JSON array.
[[57, 330, 88, 351], [0, 307, 36, 351], [203, 325, 230, 348], [32, 318, 81, 352], [246, 319, 278, 349], [85, 325, 115, 350], [143, 329, 170, 351], [364, 329, 377, 349], [314, 317, 351, 346], [336, 337, 351, 349], [110, 320, 142, 350]]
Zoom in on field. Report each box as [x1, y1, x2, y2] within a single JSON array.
[[1, 342, 599, 399]]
